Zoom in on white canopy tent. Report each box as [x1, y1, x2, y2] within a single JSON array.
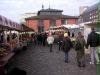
[[62, 24, 82, 36], [62, 24, 80, 29]]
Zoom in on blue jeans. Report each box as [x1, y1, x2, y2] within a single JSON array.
[[65, 52, 68, 62], [58, 41, 62, 51], [90, 47, 99, 63]]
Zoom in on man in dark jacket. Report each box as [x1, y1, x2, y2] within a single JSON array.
[[58, 32, 63, 51], [42, 32, 47, 46], [86, 28, 99, 64]]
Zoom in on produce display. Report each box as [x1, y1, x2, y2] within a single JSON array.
[[0, 44, 10, 57], [9, 39, 17, 49]]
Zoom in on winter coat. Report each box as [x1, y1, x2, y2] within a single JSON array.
[[61, 37, 72, 52], [87, 31, 99, 47], [58, 34, 63, 42], [75, 36, 86, 53], [57, 34, 63, 45], [47, 36, 54, 44]]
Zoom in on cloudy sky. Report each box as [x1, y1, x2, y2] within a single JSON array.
[[0, 0, 99, 23]]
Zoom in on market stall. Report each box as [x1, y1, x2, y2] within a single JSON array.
[[49, 26, 66, 34], [20, 24, 34, 49], [81, 21, 99, 41], [0, 15, 22, 74], [0, 15, 35, 74]]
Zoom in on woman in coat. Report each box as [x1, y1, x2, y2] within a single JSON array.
[[62, 33, 72, 63], [47, 33, 54, 52], [75, 32, 86, 68]]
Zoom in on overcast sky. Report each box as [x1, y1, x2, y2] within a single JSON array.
[[0, 0, 99, 23]]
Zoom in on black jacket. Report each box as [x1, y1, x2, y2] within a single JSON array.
[[61, 37, 72, 52], [87, 31, 99, 47]]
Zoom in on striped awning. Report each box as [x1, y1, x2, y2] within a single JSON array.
[[0, 15, 22, 31]]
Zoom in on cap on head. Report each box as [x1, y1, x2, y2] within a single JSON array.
[[64, 33, 68, 37]]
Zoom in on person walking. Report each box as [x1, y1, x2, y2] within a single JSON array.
[[47, 33, 54, 52], [58, 32, 63, 51], [68, 30, 70, 37], [86, 28, 99, 64], [75, 32, 86, 68], [61, 33, 72, 63], [42, 32, 47, 46], [72, 32, 75, 38]]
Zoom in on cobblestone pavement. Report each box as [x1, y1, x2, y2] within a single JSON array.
[[10, 44, 99, 75]]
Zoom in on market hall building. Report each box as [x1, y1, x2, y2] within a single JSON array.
[[25, 8, 78, 32]]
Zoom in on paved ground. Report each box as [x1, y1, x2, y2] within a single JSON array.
[[9, 44, 99, 75]]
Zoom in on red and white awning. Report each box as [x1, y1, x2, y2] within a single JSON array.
[[0, 15, 22, 31]]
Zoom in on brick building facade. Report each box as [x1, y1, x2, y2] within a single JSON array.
[[25, 8, 78, 32]]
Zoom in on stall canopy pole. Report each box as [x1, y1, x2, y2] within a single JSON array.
[[17, 32, 19, 44], [4, 30, 7, 44], [9, 30, 13, 51], [9, 31, 12, 41]]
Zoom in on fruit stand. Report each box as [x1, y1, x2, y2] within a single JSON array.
[[18, 24, 34, 50], [0, 15, 34, 74], [0, 15, 22, 74]]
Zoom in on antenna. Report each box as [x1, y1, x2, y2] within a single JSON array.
[[49, 0, 50, 9], [42, 0, 44, 9], [42, 4, 44, 9]]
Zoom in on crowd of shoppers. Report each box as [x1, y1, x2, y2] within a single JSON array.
[[32, 28, 99, 68], [2, 28, 99, 75]]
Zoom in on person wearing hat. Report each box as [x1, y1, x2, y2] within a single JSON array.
[[61, 33, 72, 63]]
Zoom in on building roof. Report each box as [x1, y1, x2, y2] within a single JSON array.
[[25, 8, 78, 20], [61, 15, 79, 19], [39, 8, 63, 12], [25, 15, 78, 20], [38, 8, 63, 15], [83, 2, 99, 14], [21, 24, 34, 32]]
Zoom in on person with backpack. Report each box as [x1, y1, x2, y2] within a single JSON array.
[[61, 33, 72, 63], [86, 28, 99, 64], [75, 32, 86, 68]]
